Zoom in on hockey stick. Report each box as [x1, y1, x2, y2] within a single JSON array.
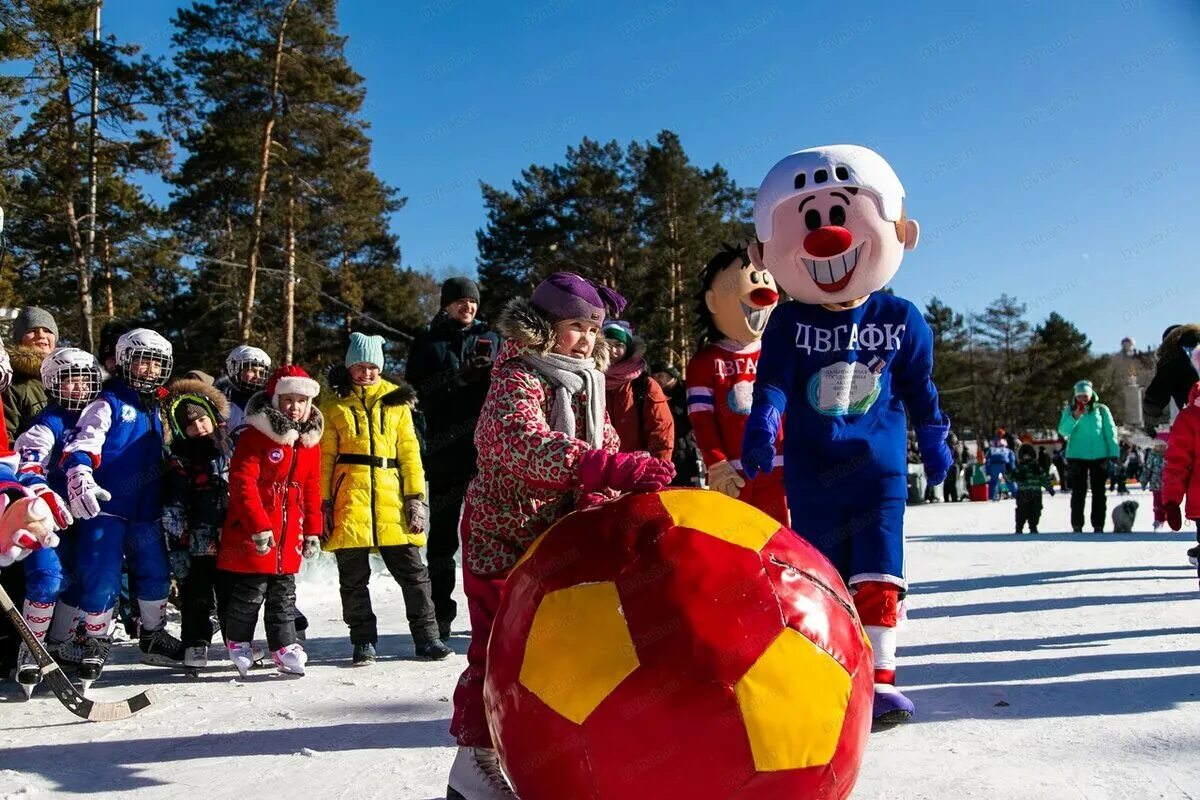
[[0, 581, 158, 721]]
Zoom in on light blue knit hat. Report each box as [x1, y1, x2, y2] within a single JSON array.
[[345, 332, 385, 369]]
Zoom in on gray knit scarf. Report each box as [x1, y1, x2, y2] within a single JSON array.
[[521, 351, 606, 449]]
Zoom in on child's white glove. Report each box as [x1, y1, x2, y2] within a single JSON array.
[[66, 466, 111, 520], [302, 536, 321, 559], [251, 530, 274, 555]]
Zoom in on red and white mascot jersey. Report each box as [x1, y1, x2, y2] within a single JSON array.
[[686, 339, 788, 525]]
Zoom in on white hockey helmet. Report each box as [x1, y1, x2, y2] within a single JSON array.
[[225, 345, 272, 392], [754, 145, 907, 242], [116, 328, 173, 392], [41, 347, 102, 411]]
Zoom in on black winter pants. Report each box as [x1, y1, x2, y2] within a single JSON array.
[[179, 556, 232, 647], [427, 477, 467, 628], [1070, 459, 1109, 531], [223, 572, 297, 651], [1015, 491, 1043, 532], [335, 546, 439, 647]]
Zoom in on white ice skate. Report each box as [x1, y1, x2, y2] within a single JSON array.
[[183, 645, 208, 670], [16, 643, 40, 698], [447, 746, 517, 799], [272, 643, 307, 676], [227, 641, 255, 678]]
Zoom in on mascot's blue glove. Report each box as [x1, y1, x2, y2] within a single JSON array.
[[742, 397, 783, 480], [916, 414, 953, 486]]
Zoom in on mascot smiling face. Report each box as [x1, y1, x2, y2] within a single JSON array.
[[748, 145, 920, 305]]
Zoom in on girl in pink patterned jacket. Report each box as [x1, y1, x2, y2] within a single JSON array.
[[447, 272, 674, 799]]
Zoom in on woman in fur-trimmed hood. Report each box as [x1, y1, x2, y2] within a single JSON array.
[[448, 273, 674, 796]]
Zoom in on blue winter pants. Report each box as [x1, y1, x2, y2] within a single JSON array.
[[788, 490, 907, 588], [63, 516, 170, 613], [22, 545, 65, 604]]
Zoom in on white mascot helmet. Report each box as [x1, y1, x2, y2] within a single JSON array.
[[225, 345, 272, 392], [754, 144, 907, 243], [41, 347, 103, 411], [116, 328, 173, 392]]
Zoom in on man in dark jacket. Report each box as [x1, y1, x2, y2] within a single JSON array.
[[405, 278, 500, 640]]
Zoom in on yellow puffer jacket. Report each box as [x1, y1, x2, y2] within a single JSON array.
[[320, 378, 426, 550]]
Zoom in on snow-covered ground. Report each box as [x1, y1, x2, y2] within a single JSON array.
[[3, 489, 1199, 799]]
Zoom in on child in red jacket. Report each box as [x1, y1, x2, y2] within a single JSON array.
[[1163, 349, 1200, 566], [218, 365, 323, 677]]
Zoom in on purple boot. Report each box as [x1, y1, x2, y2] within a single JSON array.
[[872, 684, 914, 728]]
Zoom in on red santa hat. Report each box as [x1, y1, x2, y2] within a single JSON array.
[[264, 364, 320, 408]]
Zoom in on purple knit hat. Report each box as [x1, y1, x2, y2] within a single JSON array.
[[531, 272, 627, 325]]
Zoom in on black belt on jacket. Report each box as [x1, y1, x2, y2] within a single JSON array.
[[336, 454, 399, 468]]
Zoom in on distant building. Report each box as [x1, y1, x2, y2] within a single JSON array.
[[1103, 336, 1156, 426]]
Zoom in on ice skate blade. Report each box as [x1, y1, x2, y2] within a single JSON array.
[[77, 679, 93, 696], [18, 681, 35, 700], [139, 653, 182, 667]]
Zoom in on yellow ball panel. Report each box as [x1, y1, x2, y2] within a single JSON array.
[[519, 581, 640, 725], [733, 628, 851, 771], [657, 489, 779, 553]]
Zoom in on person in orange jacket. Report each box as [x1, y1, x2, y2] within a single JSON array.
[[601, 320, 673, 462]]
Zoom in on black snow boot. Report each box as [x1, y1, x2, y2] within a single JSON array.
[[352, 642, 376, 666], [416, 638, 453, 661]]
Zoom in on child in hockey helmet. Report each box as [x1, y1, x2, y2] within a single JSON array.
[[41, 347, 103, 411], [116, 328, 173, 394], [224, 345, 271, 394]]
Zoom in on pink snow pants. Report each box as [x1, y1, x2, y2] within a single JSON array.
[[449, 502, 508, 748]]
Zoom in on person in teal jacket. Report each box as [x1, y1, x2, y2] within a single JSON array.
[[1057, 379, 1119, 532]]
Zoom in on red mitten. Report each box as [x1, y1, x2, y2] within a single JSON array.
[[578, 451, 675, 495], [1165, 502, 1183, 532]]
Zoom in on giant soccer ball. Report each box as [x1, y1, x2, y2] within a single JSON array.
[[484, 488, 873, 800]]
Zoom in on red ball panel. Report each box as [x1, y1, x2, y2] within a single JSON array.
[[617, 525, 784, 686], [488, 682, 601, 800], [583, 664, 755, 800], [526, 493, 671, 595], [761, 528, 868, 677], [485, 567, 544, 695]]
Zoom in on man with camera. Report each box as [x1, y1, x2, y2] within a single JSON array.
[[406, 278, 500, 641]]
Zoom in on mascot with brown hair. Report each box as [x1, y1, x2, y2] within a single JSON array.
[[741, 145, 953, 727]]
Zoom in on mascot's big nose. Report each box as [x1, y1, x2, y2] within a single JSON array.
[[749, 288, 778, 307], [804, 226, 852, 258]]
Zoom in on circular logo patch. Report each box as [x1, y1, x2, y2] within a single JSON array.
[[268, 448, 285, 464]]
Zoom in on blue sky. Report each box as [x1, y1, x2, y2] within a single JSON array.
[[100, 0, 1200, 354]]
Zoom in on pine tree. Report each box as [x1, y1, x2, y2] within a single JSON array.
[[924, 297, 973, 434], [627, 131, 749, 366], [970, 294, 1031, 434], [1026, 312, 1105, 432], [170, 0, 422, 371], [0, 0, 179, 348]]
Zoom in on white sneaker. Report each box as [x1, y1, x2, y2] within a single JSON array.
[[227, 640, 254, 678], [273, 643, 307, 676], [447, 746, 516, 799], [183, 645, 208, 669]]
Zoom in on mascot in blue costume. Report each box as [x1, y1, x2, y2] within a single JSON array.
[[742, 145, 953, 726]]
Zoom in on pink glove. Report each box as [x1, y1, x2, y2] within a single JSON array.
[[578, 451, 675, 495]]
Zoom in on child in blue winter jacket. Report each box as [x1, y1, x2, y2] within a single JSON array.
[[11, 347, 100, 693], [61, 328, 183, 683]]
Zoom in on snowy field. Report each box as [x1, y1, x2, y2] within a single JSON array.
[[3, 488, 1199, 799]]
